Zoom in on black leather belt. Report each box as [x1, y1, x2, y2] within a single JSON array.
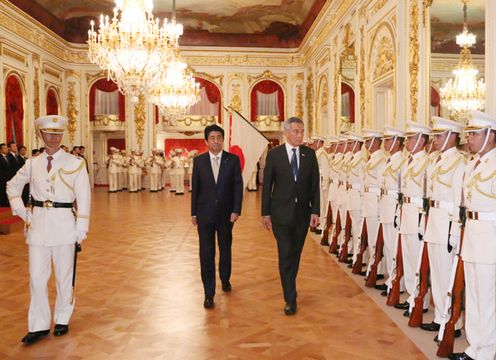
[[32, 200, 74, 209]]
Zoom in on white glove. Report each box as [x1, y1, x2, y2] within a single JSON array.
[[74, 230, 87, 244], [16, 208, 32, 223]]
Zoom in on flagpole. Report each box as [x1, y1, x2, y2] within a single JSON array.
[[223, 106, 270, 141]]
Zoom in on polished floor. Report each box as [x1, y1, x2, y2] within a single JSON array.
[[0, 188, 428, 359]]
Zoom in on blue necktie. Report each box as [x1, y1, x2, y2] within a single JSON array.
[[291, 148, 298, 181]]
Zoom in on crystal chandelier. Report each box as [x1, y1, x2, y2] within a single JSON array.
[[148, 1, 200, 118], [87, 0, 183, 99], [149, 51, 201, 119], [440, 0, 485, 119]]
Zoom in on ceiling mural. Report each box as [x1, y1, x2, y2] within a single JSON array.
[[430, 0, 485, 55], [11, 0, 326, 47]]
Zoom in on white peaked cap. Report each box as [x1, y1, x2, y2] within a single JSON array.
[[431, 116, 464, 134], [405, 121, 430, 136], [35, 115, 68, 134], [338, 134, 349, 142], [465, 111, 496, 132], [383, 126, 405, 138], [311, 135, 326, 142], [362, 128, 382, 139], [328, 136, 340, 144], [347, 132, 364, 142]]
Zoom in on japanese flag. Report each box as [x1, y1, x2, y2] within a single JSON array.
[[229, 110, 269, 189]]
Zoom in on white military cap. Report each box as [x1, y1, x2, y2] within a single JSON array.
[[35, 115, 67, 134], [383, 126, 405, 139], [109, 146, 117, 151], [175, 148, 183, 153], [329, 136, 340, 144], [431, 116, 464, 134], [120, 149, 126, 153], [338, 134, 349, 142], [362, 128, 382, 139], [405, 121, 430, 137], [347, 132, 364, 142], [311, 135, 326, 142], [465, 111, 496, 132]]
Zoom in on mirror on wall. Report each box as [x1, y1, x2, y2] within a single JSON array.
[[429, 0, 485, 122]]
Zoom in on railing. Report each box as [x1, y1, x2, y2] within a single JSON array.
[[91, 115, 125, 131], [254, 115, 281, 132]]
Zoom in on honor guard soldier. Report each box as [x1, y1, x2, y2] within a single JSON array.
[[450, 111, 496, 360], [173, 148, 186, 195], [106, 147, 120, 193], [395, 122, 431, 316], [362, 129, 388, 276], [320, 136, 338, 245], [187, 150, 197, 192], [335, 135, 352, 254], [345, 133, 365, 267], [420, 117, 465, 337], [314, 135, 329, 234], [7, 115, 91, 344], [325, 135, 344, 248], [147, 149, 165, 192], [376, 127, 406, 294], [120, 149, 129, 190], [128, 150, 140, 192]]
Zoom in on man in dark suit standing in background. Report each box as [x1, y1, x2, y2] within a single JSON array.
[[191, 124, 243, 309], [0, 143, 10, 206], [262, 117, 320, 315]]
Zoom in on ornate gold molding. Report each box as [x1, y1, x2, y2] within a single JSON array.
[[293, 73, 304, 81], [229, 84, 241, 113], [359, 26, 366, 127], [423, 0, 433, 26], [228, 73, 243, 82], [333, 52, 339, 132], [248, 70, 287, 85], [296, 84, 304, 119], [373, 36, 395, 79], [134, 95, 146, 150], [183, 54, 303, 68], [86, 71, 107, 86], [306, 72, 314, 135], [371, 0, 389, 17], [409, 0, 420, 121], [1, 46, 26, 64], [33, 65, 40, 119], [66, 81, 78, 144], [194, 72, 223, 87], [318, 52, 330, 70]]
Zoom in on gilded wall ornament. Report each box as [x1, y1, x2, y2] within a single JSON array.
[[422, 0, 433, 26], [194, 72, 223, 87], [66, 81, 78, 145], [333, 52, 339, 131], [248, 70, 287, 85], [409, 0, 420, 121], [229, 84, 242, 113], [372, 0, 389, 16], [33, 65, 40, 119], [306, 72, 314, 135], [373, 36, 394, 79], [296, 85, 304, 119], [134, 94, 146, 150], [359, 26, 366, 127]]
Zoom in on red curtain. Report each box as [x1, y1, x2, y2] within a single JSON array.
[[164, 139, 207, 155], [250, 80, 285, 122], [194, 77, 222, 124], [5, 75, 24, 146], [46, 89, 59, 115], [89, 79, 125, 121], [341, 83, 355, 123], [107, 139, 125, 154]]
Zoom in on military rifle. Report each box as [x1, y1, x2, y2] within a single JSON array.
[[352, 219, 368, 274], [321, 202, 333, 246]]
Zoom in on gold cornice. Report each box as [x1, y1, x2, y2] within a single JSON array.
[[1, 46, 27, 65], [248, 70, 287, 85], [409, 0, 420, 121], [183, 54, 303, 68], [194, 72, 223, 87], [42, 64, 62, 79]]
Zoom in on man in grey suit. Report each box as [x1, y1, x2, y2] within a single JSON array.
[[261, 117, 320, 315]]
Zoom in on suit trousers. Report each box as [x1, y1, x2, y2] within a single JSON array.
[[198, 220, 233, 297], [464, 262, 496, 360], [28, 244, 75, 332], [272, 218, 310, 305]]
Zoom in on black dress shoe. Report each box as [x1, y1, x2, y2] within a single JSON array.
[[284, 302, 297, 315], [345, 259, 353, 265], [203, 296, 214, 309], [320, 239, 329, 246], [21, 330, 50, 344], [54, 324, 69, 336], [222, 281, 232, 292], [358, 271, 367, 276], [434, 330, 462, 343], [394, 301, 410, 310], [420, 321, 440, 332], [375, 284, 387, 291], [376, 274, 385, 280], [403, 310, 411, 317], [347, 264, 353, 268], [448, 353, 474, 360], [381, 290, 388, 297]]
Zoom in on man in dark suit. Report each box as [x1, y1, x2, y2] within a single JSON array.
[[191, 124, 243, 309], [0, 143, 10, 206], [7, 142, 23, 175], [262, 117, 320, 315]]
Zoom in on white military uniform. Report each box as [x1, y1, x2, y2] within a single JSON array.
[[147, 152, 165, 192], [345, 133, 366, 264], [315, 139, 330, 232], [106, 149, 120, 192], [423, 118, 466, 328], [362, 130, 388, 276], [187, 151, 196, 192], [459, 111, 496, 360], [336, 144, 353, 251], [173, 150, 185, 195], [168, 150, 177, 192], [7, 115, 90, 333], [379, 127, 407, 291], [400, 122, 431, 309], [120, 150, 129, 190]]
